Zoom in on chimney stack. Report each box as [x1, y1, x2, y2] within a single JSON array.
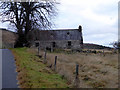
[[78, 25, 82, 32]]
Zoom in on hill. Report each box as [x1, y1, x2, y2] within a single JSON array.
[[0, 28, 18, 48], [83, 43, 112, 50]]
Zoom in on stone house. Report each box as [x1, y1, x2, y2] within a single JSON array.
[[28, 25, 83, 50]]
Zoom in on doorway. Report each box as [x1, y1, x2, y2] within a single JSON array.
[[52, 42, 56, 48], [68, 41, 71, 49]]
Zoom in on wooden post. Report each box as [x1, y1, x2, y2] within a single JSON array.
[[38, 47, 39, 55], [44, 48, 47, 64], [103, 50, 105, 56], [76, 64, 79, 79], [54, 56, 57, 71], [73, 64, 80, 88]]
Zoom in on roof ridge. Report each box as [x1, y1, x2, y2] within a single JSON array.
[[38, 29, 78, 31]]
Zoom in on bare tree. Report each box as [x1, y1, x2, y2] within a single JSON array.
[[110, 41, 120, 49], [0, 0, 58, 47]]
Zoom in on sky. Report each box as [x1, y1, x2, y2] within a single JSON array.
[[0, 0, 119, 47], [52, 0, 119, 47]]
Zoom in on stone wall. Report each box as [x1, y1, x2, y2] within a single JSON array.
[[34, 40, 83, 50], [30, 26, 83, 50]]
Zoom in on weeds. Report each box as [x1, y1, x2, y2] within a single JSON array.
[[14, 47, 118, 88], [10, 47, 69, 88]]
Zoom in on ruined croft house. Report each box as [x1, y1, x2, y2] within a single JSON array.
[[27, 26, 83, 50]]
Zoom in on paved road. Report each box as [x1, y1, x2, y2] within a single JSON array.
[[0, 49, 2, 90], [2, 49, 18, 88]]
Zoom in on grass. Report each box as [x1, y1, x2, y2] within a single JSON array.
[[10, 47, 69, 88], [36, 48, 118, 88], [11, 47, 118, 88]]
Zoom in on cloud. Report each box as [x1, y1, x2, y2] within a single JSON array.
[[0, 22, 9, 29], [52, 0, 119, 46], [0, 0, 118, 47]]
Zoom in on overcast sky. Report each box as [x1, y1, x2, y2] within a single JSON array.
[[0, 0, 119, 47], [52, 0, 119, 47]]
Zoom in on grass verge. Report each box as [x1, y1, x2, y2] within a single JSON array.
[[10, 47, 69, 88]]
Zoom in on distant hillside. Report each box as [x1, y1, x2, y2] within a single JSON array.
[[0, 28, 18, 48], [83, 43, 112, 50]]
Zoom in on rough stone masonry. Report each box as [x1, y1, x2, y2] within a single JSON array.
[[28, 25, 83, 50]]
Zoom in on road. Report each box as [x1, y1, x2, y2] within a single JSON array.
[[2, 49, 18, 88], [0, 49, 2, 90]]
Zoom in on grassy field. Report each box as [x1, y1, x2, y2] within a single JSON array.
[[35, 48, 118, 88], [10, 48, 69, 88]]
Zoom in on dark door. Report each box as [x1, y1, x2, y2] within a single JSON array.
[[68, 41, 71, 49], [52, 42, 56, 48]]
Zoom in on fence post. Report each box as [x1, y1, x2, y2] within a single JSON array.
[[74, 63, 80, 88], [76, 64, 79, 79], [103, 50, 105, 56], [54, 56, 57, 71], [44, 48, 47, 64], [38, 47, 39, 55]]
